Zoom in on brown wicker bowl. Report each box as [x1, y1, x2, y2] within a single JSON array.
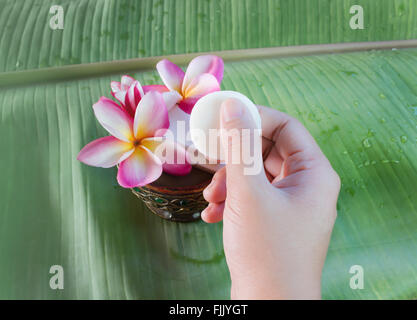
[[131, 167, 213, 222]]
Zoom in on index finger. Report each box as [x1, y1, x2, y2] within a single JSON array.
[[257, 105, 324, 160]]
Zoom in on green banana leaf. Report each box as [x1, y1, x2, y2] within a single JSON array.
[[1, 0, 417, 299], [1, 0, 417, 72]]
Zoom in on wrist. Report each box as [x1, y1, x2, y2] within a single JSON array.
[[230, 273, 321, 300]]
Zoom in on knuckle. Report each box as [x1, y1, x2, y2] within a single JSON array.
[[285, 115, 304, 129]]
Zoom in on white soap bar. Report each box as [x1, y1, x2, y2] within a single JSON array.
[[190, 91, 261, 161]]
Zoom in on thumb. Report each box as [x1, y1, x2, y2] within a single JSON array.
[[220, 98, 266, 189]]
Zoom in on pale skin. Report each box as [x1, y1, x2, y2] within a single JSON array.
[[201, 99, 341, 299]]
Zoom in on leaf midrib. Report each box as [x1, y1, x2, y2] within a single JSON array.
[[1, 40, 417, 89]]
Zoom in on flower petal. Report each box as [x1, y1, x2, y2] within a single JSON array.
[[124, 81, 144, 117], [167, 106, 190, 145], [162, 91, 182, 111], [141, 137, 192, 176], [93, 97, 134, 142], [156, 59, 185, 92], [111, 82, 126, 105], [111, 76, 137, 105], [110, 81, 121, 93], [182, 55, 224, 91], [120, 75, 135, 90], [134, 91, 169, 140], [77, 136, 134, 168], [140, 137, 165, 152], [184, 73, 220, 98], [117, 146, 163, 188], [162, 158, 192, 175], [177, 74, 220, 114], [142, 84, 169, 94], [178, 96, 200, 114], [142, 84, 178, 110]]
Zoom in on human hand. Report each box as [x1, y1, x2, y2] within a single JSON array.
[[201, 99, 340, 299]]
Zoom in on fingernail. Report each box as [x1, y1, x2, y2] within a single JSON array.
[[222, 99, 243, 123]]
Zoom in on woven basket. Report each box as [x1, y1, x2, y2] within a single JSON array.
[[131, 167, 213, 222]]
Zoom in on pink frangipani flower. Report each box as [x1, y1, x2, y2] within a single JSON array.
[[111, 75, 182, 119], [77, 92, 191, 188], [156, 55, 224, 114]]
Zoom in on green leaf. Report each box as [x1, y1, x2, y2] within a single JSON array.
[[2, 0, 417, 72], [1, 0, 417, 299], [1, 48, 417, 299]]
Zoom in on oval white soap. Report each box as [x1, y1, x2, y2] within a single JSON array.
[[190, 91, 261, 161]]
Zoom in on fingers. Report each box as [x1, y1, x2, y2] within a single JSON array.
[[257, 105, 333, 185], [201, 202, 225, 223], [203, 167, 227, 203], [257, 105, 324, 160], [202, 168, 226, 224]]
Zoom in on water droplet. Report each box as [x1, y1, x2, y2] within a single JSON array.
[[285, 64, 298, 71], [353, 100, 359, 107], [340, 70, 358, 76], [353, 179, 362, 186], [307, 112, 321, 123], [345, 187, 356, 196], [398, 4, 405, 16], [379, 93, 386, 99], [367, 129, 376, 137], [400, 135, 408, 143], [362, 138, 372, 148]]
